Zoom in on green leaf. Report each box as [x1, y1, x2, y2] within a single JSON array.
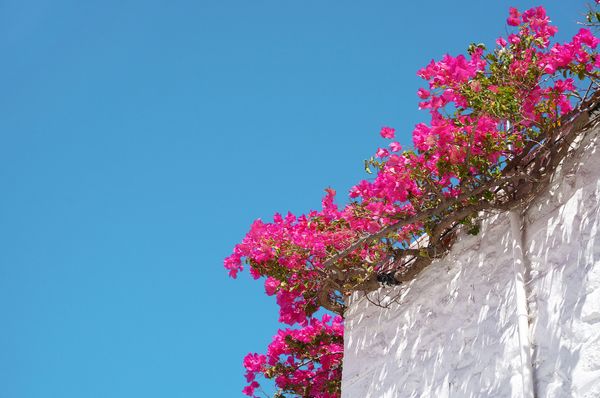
[[467, 224, 480, 236]]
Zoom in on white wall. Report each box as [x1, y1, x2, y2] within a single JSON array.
[[342, 126, 600, 398]]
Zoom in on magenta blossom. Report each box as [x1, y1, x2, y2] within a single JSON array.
[[417, 88, 430, 99], [507, 7, 520, 26], [389, 141, 402, 152], [380, 126, 395, 139]]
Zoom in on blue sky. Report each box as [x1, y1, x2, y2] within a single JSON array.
[[0, 1, 588, 397]]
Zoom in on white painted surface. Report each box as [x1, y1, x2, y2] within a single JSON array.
[[509, 209, 535, 398], [342, 127, 600, 398]]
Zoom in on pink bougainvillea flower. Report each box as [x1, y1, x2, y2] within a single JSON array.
[[376, 147, 390, 158], [507, 7, 520, 26], [508, 33, 521, 45], [242, 381, 259, 396], [389, 141, 402, 152], [380, 126, 395, 139], [264, 276, 280, 296], [470, 80, 482, 92], [575, 28, 599, 48], [417, 88, 430, 99], [412, 123, 431, 151]]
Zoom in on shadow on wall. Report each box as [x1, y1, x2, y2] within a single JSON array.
[[342, 130, 600, 398]]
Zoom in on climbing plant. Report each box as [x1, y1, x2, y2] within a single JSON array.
[[226, 5, 600, 397]]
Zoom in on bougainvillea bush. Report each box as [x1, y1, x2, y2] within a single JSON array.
[[226, 5, 600, 397]]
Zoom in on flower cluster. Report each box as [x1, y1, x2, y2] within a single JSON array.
[[242, 314, 343, 398], [227, 6, 600, 397]]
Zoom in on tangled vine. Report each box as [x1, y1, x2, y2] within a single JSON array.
[[225, 5, 600, 397]]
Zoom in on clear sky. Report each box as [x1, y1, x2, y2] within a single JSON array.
[[0, 1, 589, 397]]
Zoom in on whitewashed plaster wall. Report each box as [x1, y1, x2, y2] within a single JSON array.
[[341, 126, 600, 398]]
